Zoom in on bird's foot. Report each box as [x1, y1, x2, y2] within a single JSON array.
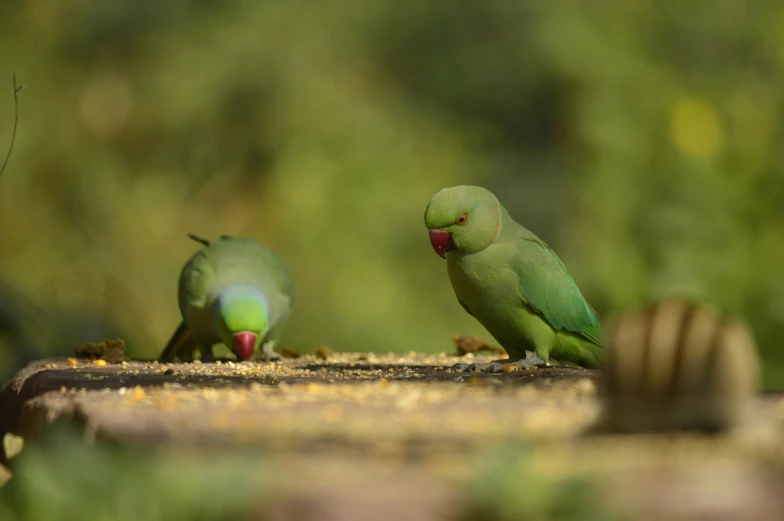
[[258, 342, 282, 363], [200, 350, 216, 363], [260, 351, 282, 362], [450, 353, 550, 373], [495, 353, 551, 373]]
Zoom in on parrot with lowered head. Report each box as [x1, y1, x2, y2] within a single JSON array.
[[424, 185, 604, 372], [159, 234, 294, 363]]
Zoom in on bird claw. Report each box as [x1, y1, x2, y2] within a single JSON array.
[[258, 343, 282, 363], [505, 353, 549, 370], [449, 353, 549, 374], [260, 351, 282, 362]]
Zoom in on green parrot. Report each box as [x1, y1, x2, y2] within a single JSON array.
[[424, 185, 604, 372], [159, 234, 295, 363]]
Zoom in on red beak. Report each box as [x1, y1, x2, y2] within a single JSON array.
[[429, 230, 453, 258], [233, 332, 257, 361]]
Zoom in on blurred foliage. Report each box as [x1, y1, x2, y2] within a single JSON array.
[[462, 445, 622, 521], [0, 427, 267, 520], [1, 0, 783, 386], [0, 432, 618, 521]]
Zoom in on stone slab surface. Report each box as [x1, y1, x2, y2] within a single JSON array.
[[2, 352, 784, 520]]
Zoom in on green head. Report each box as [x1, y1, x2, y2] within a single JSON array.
[[424, 185, 502, 257], [213, 284, 269, 361]]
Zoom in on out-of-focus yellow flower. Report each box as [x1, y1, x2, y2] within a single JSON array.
[[669, 98, 723, 160]]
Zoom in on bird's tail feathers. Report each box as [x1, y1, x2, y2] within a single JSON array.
[[187, 233, 210, 246], [159, 320, 196, 362]]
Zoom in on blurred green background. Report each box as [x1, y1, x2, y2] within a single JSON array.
[[1, 0, 783, 386]]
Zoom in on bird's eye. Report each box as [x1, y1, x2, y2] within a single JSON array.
[[456, 212, 468, 225]]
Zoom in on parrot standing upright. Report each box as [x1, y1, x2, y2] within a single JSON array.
[[424, 185, 604, 372], [159, 234, 295, 363]]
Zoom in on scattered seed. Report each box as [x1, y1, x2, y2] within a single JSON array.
[[131, 386, 146, 401]]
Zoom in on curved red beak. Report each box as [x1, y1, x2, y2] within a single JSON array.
[[428, 230, 453, 258], [233, 332, 257, 361]]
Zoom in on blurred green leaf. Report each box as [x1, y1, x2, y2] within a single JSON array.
[[0, 426, 267, 521]]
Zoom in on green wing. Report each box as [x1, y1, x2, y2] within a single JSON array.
[[512, 235, 604, 347]]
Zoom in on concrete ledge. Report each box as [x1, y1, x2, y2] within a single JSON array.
[[1, 353, 599, 455]]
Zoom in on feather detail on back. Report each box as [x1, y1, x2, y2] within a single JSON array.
[[512, 235, 605, 347]]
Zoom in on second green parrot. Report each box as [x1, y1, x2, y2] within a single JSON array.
[[159, 234, 295, 363], [424, 185, 604, 372]]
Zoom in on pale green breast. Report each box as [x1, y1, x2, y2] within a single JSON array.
[[446, 242, 545, 350], [209, 239, 294, 326]]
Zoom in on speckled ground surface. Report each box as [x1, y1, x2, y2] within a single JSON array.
[[2, 352, 601, 449], [2, 350, 784, 520]]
